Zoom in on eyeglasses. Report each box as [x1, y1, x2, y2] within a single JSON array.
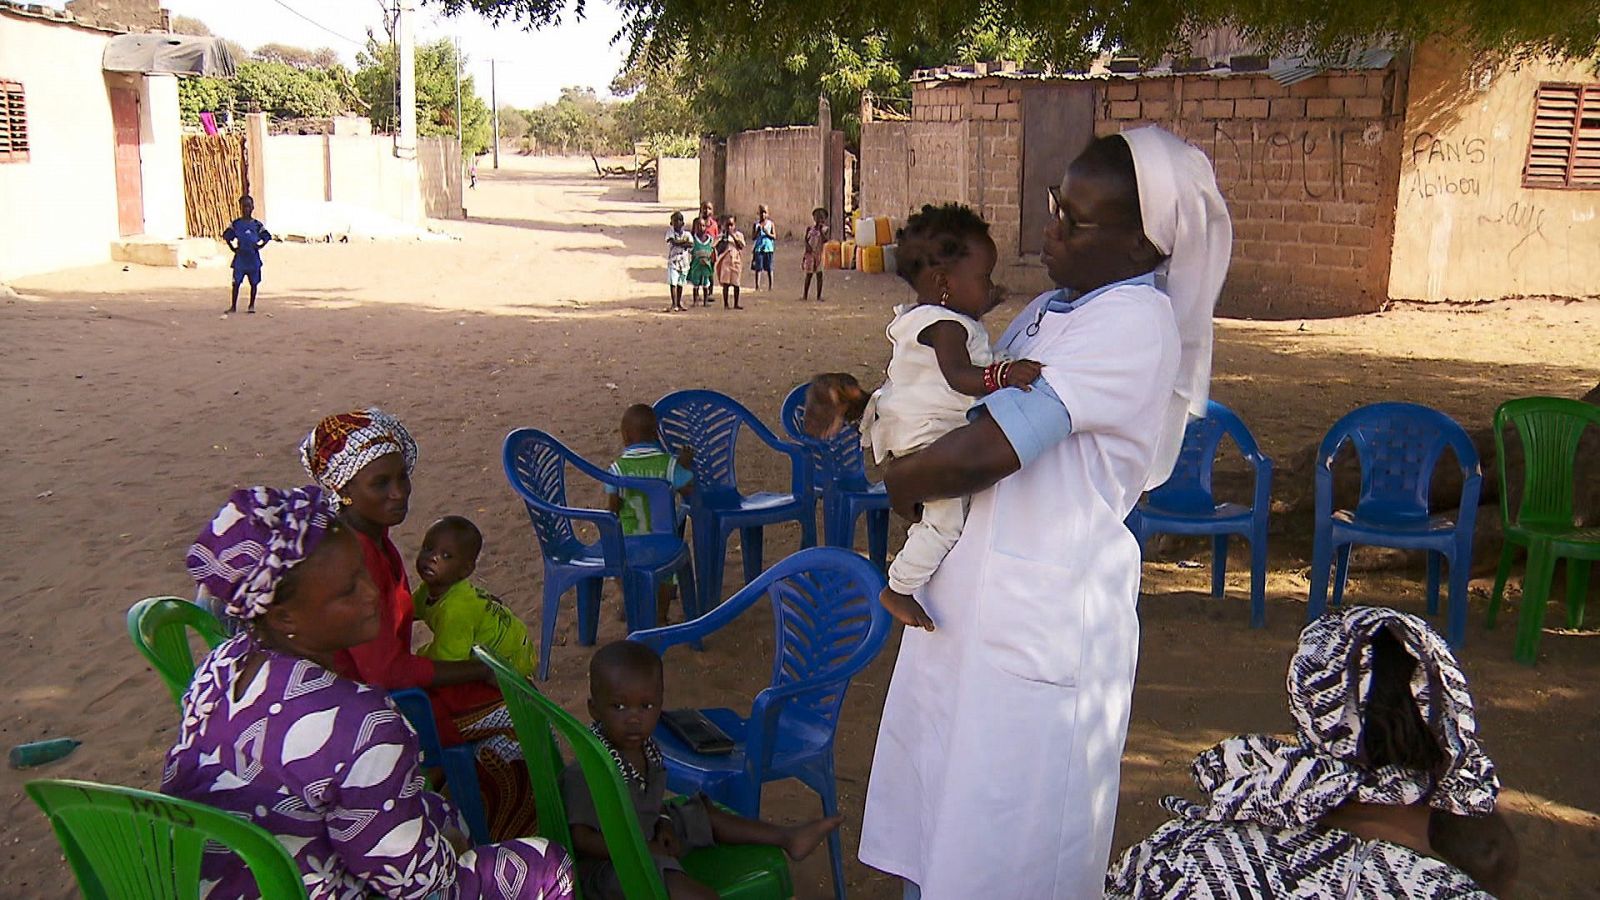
[[1048, 185, 1115, 234]]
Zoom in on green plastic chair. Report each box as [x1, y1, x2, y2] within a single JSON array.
[[1486, 397, 1600, 663], [26, 778, 309, 899], [127, 597, 227, 707], [475, 647, 794, 900]]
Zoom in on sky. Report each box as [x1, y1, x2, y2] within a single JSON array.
[[121, 0, 631, 107]]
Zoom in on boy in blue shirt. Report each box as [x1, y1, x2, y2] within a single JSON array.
[[223, 195, 272, 314]]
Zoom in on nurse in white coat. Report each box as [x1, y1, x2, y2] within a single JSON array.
[[852, 126, 1233, 899]]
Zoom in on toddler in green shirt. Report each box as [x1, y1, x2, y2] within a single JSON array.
[[413, 516, 536, 678]]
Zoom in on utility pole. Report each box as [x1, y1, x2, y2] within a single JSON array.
[[491, 58, 500, 169], [455, 35, 464, 214], [395, 0, 417, 160]]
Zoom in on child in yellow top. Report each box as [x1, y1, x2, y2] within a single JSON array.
[[412, 516, 536, 678]]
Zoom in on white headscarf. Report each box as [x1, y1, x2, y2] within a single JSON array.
[[1120, 126, 1233, 490]]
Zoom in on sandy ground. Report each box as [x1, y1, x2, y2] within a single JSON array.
[[2, 155, 1598, 898]]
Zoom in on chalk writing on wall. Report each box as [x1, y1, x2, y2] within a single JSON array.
[[1478, 199, 1550, 256], [1410, 133, 1487, 167], [1207, 123, 1380, 201]]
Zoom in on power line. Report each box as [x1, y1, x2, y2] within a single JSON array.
[[267, 0, 366, 47]]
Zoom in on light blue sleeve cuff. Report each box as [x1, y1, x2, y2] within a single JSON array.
[[971, 380, 1072, 468]]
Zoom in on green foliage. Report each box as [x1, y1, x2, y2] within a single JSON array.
[[169, 14, 210, 35], [355, 37, 492, 155], [522, 86, 630, 154], [178, 60, 360, 125], [642, 132, 699, 158], [497, 105, 531, 141], [428, 0, 1600, 69], [254, 43, 342, 70]]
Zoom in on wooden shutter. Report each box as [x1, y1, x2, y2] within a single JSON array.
[[0, 80, 27, 163], [1523, 82, 1600, 189]]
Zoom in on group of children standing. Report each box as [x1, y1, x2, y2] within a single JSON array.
[[664, 200, 782, 312]]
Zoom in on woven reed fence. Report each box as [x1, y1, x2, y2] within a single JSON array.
[[183, 133, 248, 238]]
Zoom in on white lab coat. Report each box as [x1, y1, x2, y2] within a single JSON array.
[[858, 284, 1182, 899]]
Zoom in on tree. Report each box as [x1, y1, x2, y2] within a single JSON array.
[[168, 13, 248, 64], [254, 43, 343, 71], [355, 37, 492, 155], [497, 105, 531, 141], [427, 0, 1600, 69], [522, 87, 630, 154]]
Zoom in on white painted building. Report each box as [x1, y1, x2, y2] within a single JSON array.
[[0, 2, 185, 281]]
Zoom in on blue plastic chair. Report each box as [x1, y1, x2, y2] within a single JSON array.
[[654, 390, 817, 614], [503, 427, 698, 679], [628, 547, 891, 900], [1127, 401, 1274, 628], [388, 688, 491, 846], [1307, 402, 1483, 647], [780, 384, 889, 571]]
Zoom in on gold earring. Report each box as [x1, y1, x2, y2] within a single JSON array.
[[939, 287, 950, 306], [339, 495, 353, 506]]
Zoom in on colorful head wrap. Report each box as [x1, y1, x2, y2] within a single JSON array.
[[186, 486, 336, 621], [1168, 606, 1498, 829], [298, 407, 418, 509]]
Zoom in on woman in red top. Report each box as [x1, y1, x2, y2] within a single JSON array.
[[301, 407, 536, 840]]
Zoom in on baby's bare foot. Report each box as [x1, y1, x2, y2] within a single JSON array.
[[784, 815, 844, 861]]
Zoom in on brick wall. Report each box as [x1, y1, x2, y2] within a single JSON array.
[[1095, 70, 1406, 315], [902, 80, 1025, 258], [724, 127, 825, 241]]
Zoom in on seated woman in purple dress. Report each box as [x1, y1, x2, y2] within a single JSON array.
[[166, 484, 574, 900]]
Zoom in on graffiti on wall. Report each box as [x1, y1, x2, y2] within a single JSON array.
[[1406, 132, 1487, 199], [1478, 199, 1551, 255], [1206, 122, 1385, 201]]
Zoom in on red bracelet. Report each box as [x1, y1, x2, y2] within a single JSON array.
[[982, 363, 1001, 394]]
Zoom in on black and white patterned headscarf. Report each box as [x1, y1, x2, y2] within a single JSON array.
[[1170, 606, 1498, 829]]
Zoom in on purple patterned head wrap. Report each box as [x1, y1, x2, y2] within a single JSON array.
[[186, 486, 336, 620], [1166, 607, 1498, 830]]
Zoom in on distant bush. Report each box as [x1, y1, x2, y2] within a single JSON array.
[[643, 132, 699, 159]]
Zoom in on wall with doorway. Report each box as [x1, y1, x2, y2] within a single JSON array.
[[0, 10, 120, 280], [1389, 40, 1600, 300]]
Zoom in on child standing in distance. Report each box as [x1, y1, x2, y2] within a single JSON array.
[[801, 207, 830, 302], [412, 516, 537, 679], [223, 195, 272, 315], [715, 215, 746, 309], [688, 219, 715, 306], [665, 212, 692, 312], [607, 405, 693, 625], [805, 203, 1042, 631], [750, 205, 776, 291], [560, 641, 841, 900]]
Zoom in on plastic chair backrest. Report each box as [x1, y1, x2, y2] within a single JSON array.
[[780, 383, 869, 489], [655, 390, 773, 496], [127, 597, 227, 707], [504, 428, 586, 561], [1494, 396, 1600, 531], [1318, 402, 1480, 525], [476, 647, 670, 900], [1147, 400, 1269, 514], [26, 779, 309, 900], [766, 553, 884, 725]]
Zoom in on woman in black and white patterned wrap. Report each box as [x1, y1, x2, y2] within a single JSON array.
[[1107, 606, 1501, 899]]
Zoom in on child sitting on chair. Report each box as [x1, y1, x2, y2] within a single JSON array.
[[805, 203, 1042, 632], [412, 515, 536, 678], [607, 404, 694, 625], [559, 641, 841, 900]]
